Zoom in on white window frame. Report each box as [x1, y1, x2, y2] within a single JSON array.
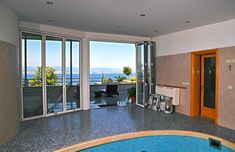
[[20, 30, 82, 121]]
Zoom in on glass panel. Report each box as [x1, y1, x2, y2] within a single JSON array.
[[46, 36, 63, 114], [136, 44, 145, 106], [22, 33, 43, 118], [147, 45, 152, 94], [66, 40, 80, 110], [204, 57, 216, 108]]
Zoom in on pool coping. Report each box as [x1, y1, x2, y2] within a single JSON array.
[[56, 130, 235, 152]]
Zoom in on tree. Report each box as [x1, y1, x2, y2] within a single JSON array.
[[123, 66, 132, 76], [115, 75, 126, 82], [29, 66, 58, 86]]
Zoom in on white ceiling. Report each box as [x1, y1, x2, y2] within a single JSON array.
[[1, 0, 235, 37]]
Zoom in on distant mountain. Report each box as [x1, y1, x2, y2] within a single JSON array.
[[90, 68, 122, 74]]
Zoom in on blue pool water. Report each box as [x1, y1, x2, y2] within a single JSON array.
[[80, 136, 235, 152]]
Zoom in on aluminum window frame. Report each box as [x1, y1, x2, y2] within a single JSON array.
[[20, 30, 82, 121]]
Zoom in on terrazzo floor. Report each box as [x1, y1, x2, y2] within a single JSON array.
[[0, 106, 235, 152]]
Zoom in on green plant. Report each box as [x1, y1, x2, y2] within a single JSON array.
[[123, 66, 132, 76], [29, 66, 58, 86], [128, 87, 136, 98], [103, 77, 113, 84], [115, 75, 126, 82]]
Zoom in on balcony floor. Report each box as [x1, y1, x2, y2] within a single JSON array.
[[90, 97, 132, 109], [0, 106, 235, 151]]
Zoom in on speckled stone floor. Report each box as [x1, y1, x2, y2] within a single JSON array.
[[0, 106, 235, 152]]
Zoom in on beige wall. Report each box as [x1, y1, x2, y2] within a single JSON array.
[[0, 3, 19, 46], [0, 3, 20, 145], [156, 53, 191, 116], [218, 47, 235, 130], [20, 21, 151, 43], [155, 48, 235, 130], [153, 19, 235, 57], [0, 40, 20, 145]]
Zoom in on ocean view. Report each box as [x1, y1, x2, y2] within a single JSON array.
[[23, 66, 136, 84], [24, 73, 136, 84]]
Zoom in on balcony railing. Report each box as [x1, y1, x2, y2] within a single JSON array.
[[22, 81, 135, 117], [22, 77, 135, 86]]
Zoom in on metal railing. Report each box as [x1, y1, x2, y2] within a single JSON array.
[[22, 78, 133, 86], [22, 78, 80, 86]]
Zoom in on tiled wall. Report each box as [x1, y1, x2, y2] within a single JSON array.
[[218, 47, 235, 130], [155, 53, 191, 116], [155, 48, 235, 130], [0, 40, 20, 145]]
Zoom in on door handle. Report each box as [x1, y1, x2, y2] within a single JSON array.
[[197, 70, 200, 74]]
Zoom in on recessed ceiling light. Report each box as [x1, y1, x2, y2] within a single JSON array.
[[185, 21, 191, 24], [140, 14, 146, 17], [46, 1, 54, 5], [48, 19, 53, 22]]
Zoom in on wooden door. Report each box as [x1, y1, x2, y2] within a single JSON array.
[[190, 54, 201, 116], [200, 54, 216, 120]]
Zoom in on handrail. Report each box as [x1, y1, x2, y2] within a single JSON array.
[[22, 77, 135, 86]]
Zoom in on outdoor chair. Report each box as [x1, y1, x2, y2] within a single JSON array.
[[94, 84, 119, 98], [104, 84, 119, 97]]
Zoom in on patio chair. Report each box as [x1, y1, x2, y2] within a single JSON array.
[[94, 84, 119, 98], [94, 91, 103, 98], [104, 84, 119, 97]]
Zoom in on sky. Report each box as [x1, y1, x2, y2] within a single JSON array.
[[90, 41, 135, 69], [23, 39, 136, 72]]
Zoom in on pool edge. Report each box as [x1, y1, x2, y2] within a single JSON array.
[[55, 130, 235, 152]]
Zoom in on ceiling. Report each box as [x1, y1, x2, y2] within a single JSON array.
[[1, 0, 235, 37]]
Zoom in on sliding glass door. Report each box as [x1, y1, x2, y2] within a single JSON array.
[[136, 43, 145, 107], [22, 33, 43, 118], [46, 36, 63, 114], [66, 40, 80, 110], [136, 41, 155, 107], [21, 32, 81, 119]]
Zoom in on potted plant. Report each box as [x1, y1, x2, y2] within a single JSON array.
[[128, 87, 136, 104]]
